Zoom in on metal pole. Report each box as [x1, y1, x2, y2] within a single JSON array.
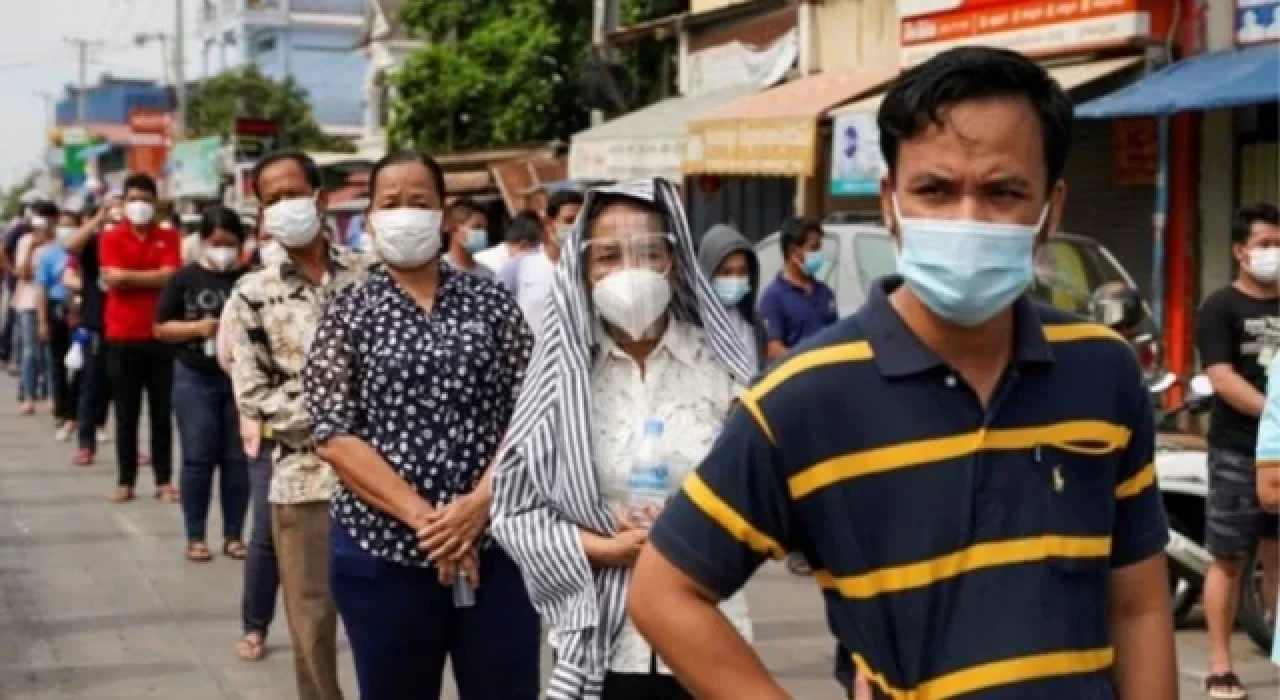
[[174, 0, 187, 141], [1151, 114, 1170, 333], [64, 39, 96, 127]]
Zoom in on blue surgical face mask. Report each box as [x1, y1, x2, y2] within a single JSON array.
[[463, 228, 488, 253], [803, 250, 825, 277], [894, 195, 1048, 327], [713, 275, 751, 307]]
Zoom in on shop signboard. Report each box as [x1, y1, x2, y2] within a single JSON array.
[[1111, 118, 1158, 187], [168, 136, 224, 199], [1236, 0, 1280, 45], [233, 117, 280, 163], [127, 108, 172, 181], [899, 0, 1164, 65], [569, 137, 685, 183], [830, 112, 888, 196], [684, 117, 816, 177]]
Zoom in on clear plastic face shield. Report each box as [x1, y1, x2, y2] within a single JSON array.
[[583, 213, 677, 342]]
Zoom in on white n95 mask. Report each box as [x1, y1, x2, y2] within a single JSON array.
[[592, 268, 672, 341]]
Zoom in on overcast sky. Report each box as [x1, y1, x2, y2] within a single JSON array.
[[0, 0, 201, 191]]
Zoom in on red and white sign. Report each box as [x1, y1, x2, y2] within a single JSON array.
[[899, 0, 1165, 65], [127, 108, 173, 181]]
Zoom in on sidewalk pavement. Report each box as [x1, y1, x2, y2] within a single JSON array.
[[0, 378, 1273, 699]]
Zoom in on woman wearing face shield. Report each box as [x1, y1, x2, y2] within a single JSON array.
[[303, 150, 539, 700], [490, 179, 756, 700]]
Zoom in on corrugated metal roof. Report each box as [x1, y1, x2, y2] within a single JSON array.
[[573, 85, 758, 143]]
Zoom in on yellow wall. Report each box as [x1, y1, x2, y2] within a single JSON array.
[[813, 0, 900, 72], [691, 0, 756, 14]]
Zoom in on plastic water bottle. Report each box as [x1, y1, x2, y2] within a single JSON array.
[[64, 329, 90, 376], [625, 419, 670, 524]]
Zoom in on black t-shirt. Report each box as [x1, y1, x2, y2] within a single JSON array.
[[1195, 285, 1280, 454], [78, 234, 105, 331], [155, 263, 243, 374]]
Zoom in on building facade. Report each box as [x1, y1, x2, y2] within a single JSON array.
[[198, 0, 368, 136]]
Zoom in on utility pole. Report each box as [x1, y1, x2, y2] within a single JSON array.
[[32, 91, 55, 137], [590, 0, 620, 126], [173, 0, 187, 141], [64, 38, 102, 127]]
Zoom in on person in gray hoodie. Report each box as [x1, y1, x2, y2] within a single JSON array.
[[698, 223, 767, 373]]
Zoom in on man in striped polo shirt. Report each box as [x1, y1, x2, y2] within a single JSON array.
[[629, 46, 1176, 699]]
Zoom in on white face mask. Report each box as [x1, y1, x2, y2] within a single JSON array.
[[259, 240, 289, 267], [204, 246, 240, 272], [124, 201, 155, 226], [263, 197, 321, 249], [1249, 248, 1280, 283], [371, 208, 443, 268], [592, 268, 672, 341], [55, 226, 76, 244]]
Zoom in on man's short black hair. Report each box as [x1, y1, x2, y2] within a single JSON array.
[[31, 200, 59, 219], [878, 46, 1074, 192], [1231, 202, 1280, 245], [123, 173, 158, 198], [449, 197, 485, 222], [547, 189, 585, 220], [779, 217, 822, 255], [506, 210, 544, 246], [251, 150, 323, 199]]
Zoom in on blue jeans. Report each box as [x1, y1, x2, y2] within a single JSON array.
[[241, 438, 279, 637], [75, 330, 110, 452], [172, 362, 249, 543], [330, 528, 541, 700], [16, 309, 46, 402]]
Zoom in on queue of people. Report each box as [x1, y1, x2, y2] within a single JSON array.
[[12, 42, 1262, 700]]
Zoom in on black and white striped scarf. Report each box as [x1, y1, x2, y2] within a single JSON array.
[[491, 178, 753, 699]]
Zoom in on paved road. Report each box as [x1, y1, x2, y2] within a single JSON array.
[[0, 380, 1273, 699]]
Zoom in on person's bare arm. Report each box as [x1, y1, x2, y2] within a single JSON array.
[[765, 340, 788, 361], [629, 546, 788, 699], [154, 317, 217, 344], [1109, 553, 1177, 698], [102, 267, 174, 289], [62, 266, 82, 292], [317, 437, 436, 532], [34, 286, 49, 340], [65, 211, 105, 255], [1204, 362, 1266, 417]]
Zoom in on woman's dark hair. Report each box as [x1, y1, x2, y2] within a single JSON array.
[[251, 150, 322, 198], [547, 189, 584, 219], [200, 204, 247, 241], [1231, 202, 1280, 245], [506, 210, 544, 246], [779, 217, 822, 255], [368, 149, 447, 203], [31, 200, 59, 219], [878, 46, 1073, 193]]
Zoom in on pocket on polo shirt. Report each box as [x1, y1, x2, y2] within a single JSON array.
[[1039, 446, 1115, 574]]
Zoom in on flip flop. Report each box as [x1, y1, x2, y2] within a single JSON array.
[[186, 542, 213, 563], [235, 632, 266, 662], [223, 540, 247, 560], [1204, 671, 1248, 699]]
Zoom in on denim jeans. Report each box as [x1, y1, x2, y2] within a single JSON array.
[[241, 437, 280, 637], [45, 300, 75, 422], [16, 309, 46, 402], [172, 362, 249, 542], [75, 330, 110, 452]]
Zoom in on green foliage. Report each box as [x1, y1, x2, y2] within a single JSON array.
[[391, 0, 685, 153], [186, 66, 353, 152]]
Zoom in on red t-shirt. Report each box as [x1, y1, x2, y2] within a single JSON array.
[[98, 220, 182, 342]]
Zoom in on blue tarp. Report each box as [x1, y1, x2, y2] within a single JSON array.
[[1076, 43, 1280, 118]]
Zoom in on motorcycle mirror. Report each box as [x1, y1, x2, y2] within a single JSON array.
[[1149, 372, 1177, 395], [1189, 374, 1215, 398]]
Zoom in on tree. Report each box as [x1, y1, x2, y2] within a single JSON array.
[[186, 66, 353, 152], [391, 0, 685, 153]]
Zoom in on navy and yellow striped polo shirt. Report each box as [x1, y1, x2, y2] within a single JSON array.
[[649, 276, 1168, 699]]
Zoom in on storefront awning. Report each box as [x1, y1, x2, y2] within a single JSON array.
[[569, 85, 756, 182], [684, 68, 897, 177], [1077, 44, 1280, 118], [828, 55, 1144, 120]]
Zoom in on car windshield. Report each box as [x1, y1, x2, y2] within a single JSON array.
[[848, 232, 1133, 316]]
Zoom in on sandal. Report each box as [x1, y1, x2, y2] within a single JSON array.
[[155, 484, 180, 503], [236, 632, 266, 661], [1204, 672, 1248, 699], [223, 540, 247, 560], [186, 542, 213, 563], [108, 486, 134, 503]]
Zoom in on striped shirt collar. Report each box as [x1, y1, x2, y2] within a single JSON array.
[[861, 275, 1054, 378]]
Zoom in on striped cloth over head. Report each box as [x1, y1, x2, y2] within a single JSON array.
[[490, 178, 754, 699]]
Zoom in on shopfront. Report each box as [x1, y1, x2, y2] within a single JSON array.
[[683, 69, 894, 242]]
